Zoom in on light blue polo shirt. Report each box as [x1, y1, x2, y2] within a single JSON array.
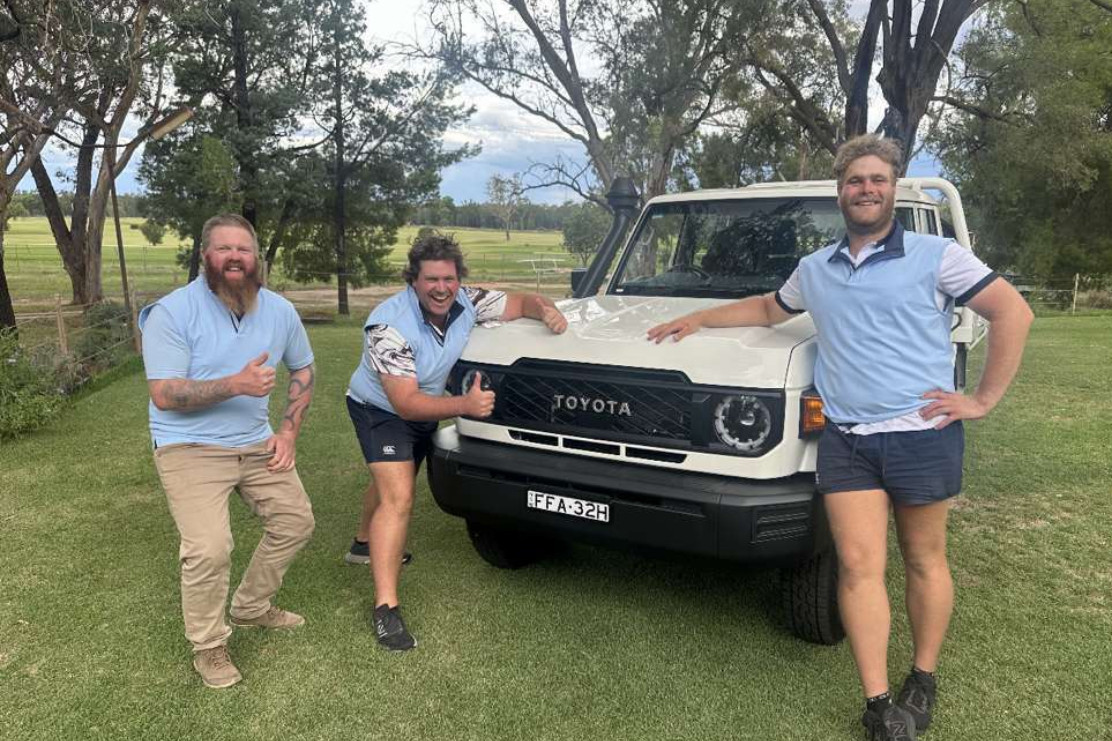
[[138, 278, 314, 448], [347, 286, 502, 414], [775, 223, 997, 424]]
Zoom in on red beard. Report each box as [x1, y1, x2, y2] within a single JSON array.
[[204, 257, 262, 316]]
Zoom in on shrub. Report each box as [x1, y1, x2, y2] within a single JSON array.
[[0, 330, 63, 439], [1083, 290, 1112, 310]]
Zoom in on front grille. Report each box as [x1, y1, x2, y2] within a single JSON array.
[[499, 371, 691, 441], [457, 359, 785, 456]]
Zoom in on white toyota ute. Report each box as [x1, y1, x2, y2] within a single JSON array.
[[428, 178, 982, 645]]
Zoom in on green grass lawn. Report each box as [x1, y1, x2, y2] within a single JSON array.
[[1, 316, 1110, 740], [3, 218, 571, 310]]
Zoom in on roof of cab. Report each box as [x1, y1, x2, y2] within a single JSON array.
[[645, 179, 939, 206]]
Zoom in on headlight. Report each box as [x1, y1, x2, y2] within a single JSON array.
[[455, 362, 500, 391], [461, 367, 494, 393], [713, 395, 772, 453]]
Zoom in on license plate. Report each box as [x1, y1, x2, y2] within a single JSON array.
[[527, 490, 610, 523]]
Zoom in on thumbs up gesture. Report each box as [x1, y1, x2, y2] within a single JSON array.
[[462, 371, 496, 418], [235, 352, 276, 397]]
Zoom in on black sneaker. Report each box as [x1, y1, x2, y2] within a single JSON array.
[[862, 703, 916, 741], [897, 670, 937, 732], [344, 539, 412, 566], [373, 604, 417, 651]]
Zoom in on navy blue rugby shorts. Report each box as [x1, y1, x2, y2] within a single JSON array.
[[816, 420, 964, 506], [346, 395, 437, 468]]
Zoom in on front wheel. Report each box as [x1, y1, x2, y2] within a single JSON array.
[[781, 548, 844, 645], [466, 520, 552, 570]]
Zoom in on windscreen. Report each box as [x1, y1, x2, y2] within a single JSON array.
[[611, 198, 847, 298]]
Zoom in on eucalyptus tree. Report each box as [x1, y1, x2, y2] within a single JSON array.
[[280, 0, 475, 314], [739, 0, 996, 170], [426, 0, 758, 202], [0, 0, 82, 329], [486, 173, 524, 240], [27, 0, 185, 305], [931, 0, 1112, 279]]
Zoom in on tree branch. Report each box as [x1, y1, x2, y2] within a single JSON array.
[[933, 95, 1021, 123]]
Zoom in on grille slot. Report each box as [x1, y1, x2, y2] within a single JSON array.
[[563, 438, 621, 455]]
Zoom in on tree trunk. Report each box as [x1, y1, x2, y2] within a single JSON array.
[[231, 5, 259, 229], [188, 231, 202, 282], [0, 219, 16, 334], [333, 13, 349, 316], [32, 127, 98, 305], [78, 152, 119, 305], [264, 197, 295, 273]]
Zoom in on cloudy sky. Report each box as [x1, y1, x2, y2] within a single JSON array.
[[27, 0, 942, 204]]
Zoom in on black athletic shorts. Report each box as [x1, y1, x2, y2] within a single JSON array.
[[816, 420, 964, 506], [346, 395, 438, 468]]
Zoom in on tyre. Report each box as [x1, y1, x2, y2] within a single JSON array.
[[466, 520, 550, 570], [781, 548, 844, 645]]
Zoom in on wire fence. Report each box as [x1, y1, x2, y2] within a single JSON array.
[[1017, 274, 1111, 314], [3, 250, 579, 393]]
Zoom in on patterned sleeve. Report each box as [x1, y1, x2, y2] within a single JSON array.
[[364, 324, 416, 378], [462, 285, 508, 324]]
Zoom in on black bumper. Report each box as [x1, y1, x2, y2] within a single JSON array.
[[428, 426, 830, 566]]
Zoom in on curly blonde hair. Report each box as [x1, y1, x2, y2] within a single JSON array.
[[833, 135, 903, 184]]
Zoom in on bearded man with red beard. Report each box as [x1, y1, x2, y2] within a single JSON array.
[[203, 230, 262, 316], [343, 232, 568, 651], [138, 214, 317, 689]]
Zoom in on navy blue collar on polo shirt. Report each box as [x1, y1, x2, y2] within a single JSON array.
[[829, 221, 905, 271], [407, 285, 467, 344]]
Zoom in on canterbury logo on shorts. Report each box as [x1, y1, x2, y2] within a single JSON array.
[[383, 445, 396, 455]]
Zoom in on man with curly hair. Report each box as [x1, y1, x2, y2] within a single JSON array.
[[343, 232, 568, 650]]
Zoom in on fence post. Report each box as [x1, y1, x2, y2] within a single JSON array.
[[1071, 273, 1079, 315], [55, 294, 68, 355]]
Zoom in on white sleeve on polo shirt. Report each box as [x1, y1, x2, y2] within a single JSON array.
[[776, 268, 806, 313], [938, 242, 996, 306]]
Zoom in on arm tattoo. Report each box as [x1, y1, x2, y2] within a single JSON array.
[[157, 378, 238, 410], [279, 364, 315, 435]]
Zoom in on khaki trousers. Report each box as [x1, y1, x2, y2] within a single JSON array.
[[153, 442, 315, 651]]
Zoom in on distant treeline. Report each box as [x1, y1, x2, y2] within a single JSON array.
[[410, 196, 595, 232], [11, 190, 146, 219], [12, 190, 595, 232]]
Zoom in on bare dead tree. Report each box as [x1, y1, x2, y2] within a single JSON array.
[[423, 0, 749, 200]]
